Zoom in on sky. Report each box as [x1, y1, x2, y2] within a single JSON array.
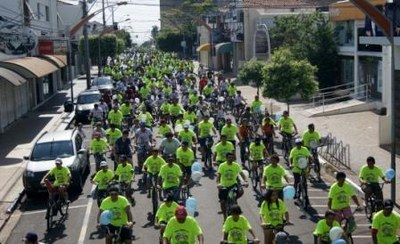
[[63, 0, 160, 45]]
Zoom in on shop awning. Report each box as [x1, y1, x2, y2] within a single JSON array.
[[0, 67, 27, 86], [40, 55, 66, 68], [215, 42, 233, 54], [0, 57, 58, 78], [53, 55, 68, 66], [196, 43, 211, 52]]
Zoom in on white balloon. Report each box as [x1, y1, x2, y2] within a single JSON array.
[[209, 117, 215, 124], [298, 157, 308, 169], [191, 171, 203, 182], [329, 226, 343, 241], [175, 124, 183, 133], [218, 96, 225, 102]]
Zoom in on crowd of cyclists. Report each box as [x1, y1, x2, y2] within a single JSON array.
[[39, 50, 400, 244]]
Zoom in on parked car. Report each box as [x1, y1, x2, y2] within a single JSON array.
[[75, 88, 101, 124], [22, 129, 89, 197], [91, 76, 114, 93]]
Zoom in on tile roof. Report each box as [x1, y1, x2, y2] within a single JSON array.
[[242, 0, 338, 8]]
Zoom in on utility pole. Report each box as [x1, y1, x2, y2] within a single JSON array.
[[82, 0, 91, 89], [102, 0, 106, 27]]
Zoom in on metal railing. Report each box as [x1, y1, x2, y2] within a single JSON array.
[[318, 133, 351, 170], [311, 83, 370, 112]]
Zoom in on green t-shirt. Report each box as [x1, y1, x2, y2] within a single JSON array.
[[160, 103, 171, 114], [108, 110, 123, 126], [203, 85, 214, 96], [49, 166, 71, 186], [221, 125, 238, 141], [302, 130, 320, 148], [139, 86, 151, 99], [249, 142, 265, 160], [106, 128, 122, 145], [313, 219, 341, 242], [227, 85, 236, 97], [189, 95, 199, 106], [137, 112, 153, 126], [120, 104, 132, 116], [100, 196, 130, 227], [278, 117, 295, 134], [90, 138, 108, 153], [115, 163, 134, 183], [176, 147, 195, 167], [359, 165, 384, 183], [289, 146, 310, 174], [143, 156, 166, 174], [159, 125, 173, 137], [223, 215, 252, 244], [93, 169, 115, 190], [262, 164, 286, 189], [372, 210, 400, 244], [169, 104, 184, 116], [251, 100, 263, 113], [259, 199, 287, 227], [198, 121, 214, 138], [328, 182, 355, 210], [178, 130, 196, 147], [214, 142, 235, 162], [163, 216, 203, 244], [159, 163, 183, 189], [156, 201, 179, 224], [183, 112, 197, 124], [217, 162, 242, 187]]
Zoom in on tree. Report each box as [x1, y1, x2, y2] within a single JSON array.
[[156, 29, 183, 53], [270, 12, 339, 88], [262, 48, 318, 111], [114, 29, 132, 48], [116, 38, 125, 54], [238, 59, 266, 95]]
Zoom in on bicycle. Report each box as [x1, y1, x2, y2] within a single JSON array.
[[202, 136, 214, 171], [297, 167, 310, 210], [222, 183, 246, 220], [119, 181, 136, 207], [364, 182, 384, 222], [45, 189, 69, 230], [102, 224, 133, 244], [239, 140, 250, 167], [261, 223, 291, 244], [249, 159, 266, 194], [93, 152, 107, 172], [134, 144, 150, 173], [280, 133, 293, 163], [309, 141, 321, 180]]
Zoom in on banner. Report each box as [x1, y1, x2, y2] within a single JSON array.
[[0, 20, 38, 55]]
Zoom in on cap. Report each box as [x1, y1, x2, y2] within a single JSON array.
[[175, 205, 187, 220], [23, 232, 38, 242], [139, 121, 146, 127], [55, 158, 62, 164], [183, 124, 189, 129], [384, 199, 394, 209], [295, 138, 302, 144], [100, 161, 108, 167]]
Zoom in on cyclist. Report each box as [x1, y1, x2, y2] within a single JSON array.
[[178, 124, 197, 150], [238, 118, 253, 166], [137, 107, 153, 128], [106, 124, 122, 160], [183, 106, 197, 125], [371, 199, 400, 244], [97, 186, 134, 244], [198, 115, 217, 160], [91, 161, 114, 206], [261, 154, 289, 199], [158, 155, 183, 202], [261, 113, 276, 154], [90, 132, 110, 172], [163, 205, 204, 244], [249, 137, 268, 174], [169, 99, 184, 127], [143, 149, 166, 198], [108, 105, 123, 129], [250, 95, 263, 114], [289, 138, 311, 199], [93, 122, 106, 139], [196, 105, 210, 123], [328, 172, 362, 233], [115, 155, 135, 205], [158, 119, 173, 138], [259, 189, 291, 244], [221, 204, 259, 244], [313, 210, 342, 244], [176, 141, 195, 186], [213, 134, 235, 166], [359, 156, 389, 211], [217, 152, 248, 215], [155, 195, 179, 241], [233, 90, 246, 117], [302, 123, 321, 149], [89, 103, 105, 126], [114, 130, 133, 169], [221, 118, 239, 150], [134, 122, 153, 171], [278, 111, 298, 151], [159, 132, 181, 158], [41, 158, 71, 202]]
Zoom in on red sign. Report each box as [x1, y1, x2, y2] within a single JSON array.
[[38, 40, 54, 55]]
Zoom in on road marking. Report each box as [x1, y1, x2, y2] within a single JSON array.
[[21, 204, 87, 216], [352, 235, 373, 238], [78, 184, 96, 244], [313, 213, 366, 217], [307, 188, 327, 192]]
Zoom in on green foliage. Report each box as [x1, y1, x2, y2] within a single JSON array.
[[79, 34, 119, 61], [238, 59, 266, 85], [262, 48, 318, 107], [116, 38, 125, 54], [114, 29, 132, 48], [156, 29, 184, 53], [270, 12, 339, 88]]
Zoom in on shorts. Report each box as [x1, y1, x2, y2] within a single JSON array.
[[333, 207, 353, 222], [218, 184, 236, 201], [199, 136, 212, 148], [104, 224, 132, 241], [182, 166, 191, 177]]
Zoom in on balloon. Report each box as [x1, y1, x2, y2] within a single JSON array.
[[191, 162, 202, 172], [385, 168, 395, 181], [274, 112, 282, 122], [175, 124, 183, 133], [260, 105, 265, 112], [186, 205, 196, 217], [184, 120, 191, 126], [191, 171, 203, 182], [298, 157, 308, 169], [209, 117, 214, 124], [332, 239, 346, 244], [218, 96, 225, 102], [329, 226, 343, 241], [185, 197, 197, 210], [283, 186, 295, 200], [134, 98, 140, 103], [309, 140, 318, 149], [100, 210, 113, 225]]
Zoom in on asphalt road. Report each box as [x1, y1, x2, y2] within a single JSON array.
[[5, 123, 373, 244]]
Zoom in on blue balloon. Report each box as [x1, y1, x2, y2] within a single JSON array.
[[186, 197, 197, 210], [100, 210, 113, 225], [332, 239, 346, 244], [385, 168, 395, 181], [191, 162, 202, 172], [283, 186, 295, 200], [186, 205, 196, 217]]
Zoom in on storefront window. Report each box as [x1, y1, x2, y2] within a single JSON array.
[[358, 57, 382, 99], [335, 21, 354, 47], [341, 57, 354, 85]]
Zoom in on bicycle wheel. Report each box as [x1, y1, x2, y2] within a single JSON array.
[[364, 196, 374, 222], [313, 155, 321, 179], [300, 176, 309, 209], [46, 202, 54, 230], [59, 199, 69, 216], [151, 187, 158, 219]]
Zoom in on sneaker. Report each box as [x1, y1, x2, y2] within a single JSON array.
[[147, 192, 151, 198]]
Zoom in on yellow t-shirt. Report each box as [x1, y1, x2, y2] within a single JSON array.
[[100, 196, 130, 227], [359, 165, 384, 183], [372, 210, 400, 244], [156, 201, 179, 224], [259, 199, 287, 227], [49, 166, 71, 186], [328, 182, 355, 210], [159, 163, 183, 189], [313, 219, 341, 242], [302, 130, 320, 148], [217, 162, 242, 188], [90, 138, 108, 153], [198, 121, 214, 138], [93, 169, 115, 190], [106, 128, 122, 145], [221, 125, 238, 141], [262, 164, 286, 189], [223, 215, 252, 244], [178, 130, 196, 146], [115, 163, 134, 183], [214, 142, 235, 162], [159, 125, 173, 138], [108, 110, 123, 126], [163, 216, 203, 244], [183, 112, 197, 124], [289, 146, 310, 174], [278, 117, 295, 134], [169, 104, 184, 116], [176, 147, 195, 167], [143, 156, 166, 175], [249, 142, 265, 161]]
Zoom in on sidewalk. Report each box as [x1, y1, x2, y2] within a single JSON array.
[[0, 70, 91, 232], [237, 84, 400, 202]]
